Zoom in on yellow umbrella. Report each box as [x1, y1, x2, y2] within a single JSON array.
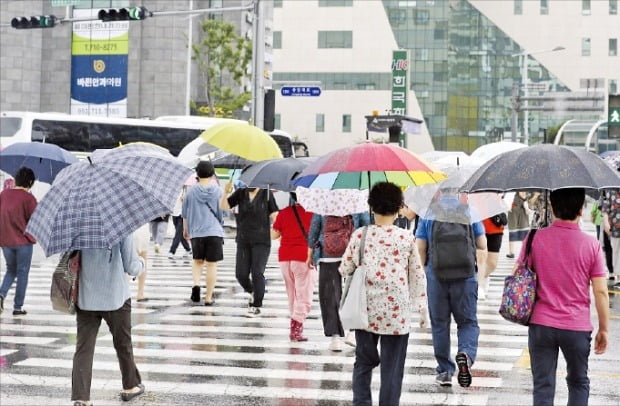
[[199, 122, 283, 161]]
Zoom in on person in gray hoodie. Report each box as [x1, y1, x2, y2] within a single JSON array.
[[182, 161, 225, 305]]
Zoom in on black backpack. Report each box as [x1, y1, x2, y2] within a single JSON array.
[[429, 218, 477, 281]]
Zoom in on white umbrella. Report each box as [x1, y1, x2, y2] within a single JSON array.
[[470, 141, 527, 163]]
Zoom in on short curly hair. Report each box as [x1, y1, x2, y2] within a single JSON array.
[[367, 182, 402, 215]]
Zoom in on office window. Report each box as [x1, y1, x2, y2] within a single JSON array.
[[274, 114, 281, 130], [611, 39, 618, 56], [273, 31, 282, 49], [415, 10, 430, 24], [540, 0, 549, 14], [342, 114, 351, 132], [274, 0, 282, 7], [316, 114, 325, 132], [611, 0, 618, 14], [318, 31, 353, 48], [319, 0, 352, 6], [582, 38, 591, 56], [582, 0, 591, 15], [609, 79, 618, 94], [514, 0, 523, 14]]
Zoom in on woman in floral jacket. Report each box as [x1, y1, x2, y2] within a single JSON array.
[[339, 182, 428, 406]]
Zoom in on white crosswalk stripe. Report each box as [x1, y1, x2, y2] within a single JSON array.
[[1, 225, 612, 405]]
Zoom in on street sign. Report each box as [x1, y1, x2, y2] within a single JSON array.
[[280, 86, 321, 97]]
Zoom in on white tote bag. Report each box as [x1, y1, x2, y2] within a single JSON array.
[[339, 227, 369, 331]]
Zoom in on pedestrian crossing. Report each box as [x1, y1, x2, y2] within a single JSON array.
[[0, 229, 615, 405]]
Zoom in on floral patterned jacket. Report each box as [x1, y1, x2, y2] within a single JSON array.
[[602, 189, 620, 238], [339, 224, 427, 335]]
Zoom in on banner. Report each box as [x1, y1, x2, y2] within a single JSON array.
[[70, 9, 128, 117], [391, 50, 409, 116]]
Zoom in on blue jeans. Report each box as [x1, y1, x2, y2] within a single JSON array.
[[352, 330, 409, 406], [529, 324, 592, 406], [426, 269, 479, 376], [0, 245, 34, 310]]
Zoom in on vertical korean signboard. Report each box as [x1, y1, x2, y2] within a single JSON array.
[[391, 50, 409, 116], [71, 9, 128, 117]]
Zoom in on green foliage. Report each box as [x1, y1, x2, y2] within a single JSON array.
[[192, 18, 253, 118]]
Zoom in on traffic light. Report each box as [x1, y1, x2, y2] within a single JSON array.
[[11, 15, 57, 29], [98, 7, 150, 22], [609, 94, 620, 139], [263, 89, 275, 132]]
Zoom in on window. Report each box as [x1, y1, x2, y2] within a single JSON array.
[[318, 31, 353, 48], [611, 0, 618, 14], [316, 114, 325, 132], [274, 114, 281, 130], [274, 0, 283, 7], [540, 0, 549, 14], [319, 0, 352, 6], [388, 8, 407, 24], [415, 9, 430, 24], [273, 31, 282, 49], [582, 0, 591, 15], [342, 114, 351, 132], [582, 38, 591, 56], [609, 79, 618, 94], [610, 38, 618, 56], [514, 0, 523, 14]]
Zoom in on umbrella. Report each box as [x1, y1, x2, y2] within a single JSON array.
[[212, 153, 256, 170], [470, 141, 527, 163], [177, 137, 221, 168], [293, 142, 446, 189], [461, 144, 620, 193], [0, 142, 78, 184], [25, 143, 193, 256], [405, 167, 508, 224], [200, 122, 283, 161], [239, 157, 314, 192], [296, 186, 369, 216]]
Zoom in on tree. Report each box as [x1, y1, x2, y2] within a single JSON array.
[[192, 18, 252, 118]]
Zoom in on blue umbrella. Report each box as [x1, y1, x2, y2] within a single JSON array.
[[25, 143, 193, 256], [0, 142, 78, 184]]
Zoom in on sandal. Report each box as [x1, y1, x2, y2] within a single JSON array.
[[204, 300, 215, 306]]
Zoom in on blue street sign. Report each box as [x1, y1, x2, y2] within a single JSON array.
[[280, 86, 321, 97]]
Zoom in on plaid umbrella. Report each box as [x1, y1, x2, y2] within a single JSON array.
[[26, 143, 193, 257]]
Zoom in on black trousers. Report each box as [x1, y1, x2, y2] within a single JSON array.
[[318, 261, 344, 337], [169, 215, 190, 254], [235, 242, 271, 308], [72, 299, 141, 401]]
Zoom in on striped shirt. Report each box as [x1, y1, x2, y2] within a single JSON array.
[[78, 235, 144, 311]]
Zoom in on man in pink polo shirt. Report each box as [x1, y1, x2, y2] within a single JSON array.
[[515, 188, 609, 406]]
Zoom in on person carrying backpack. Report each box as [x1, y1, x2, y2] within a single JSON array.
[[415, 192, 486, 388], [306, 212, 371, 352]]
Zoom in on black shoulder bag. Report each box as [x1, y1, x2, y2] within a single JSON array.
[[291, 204, 309, 242]]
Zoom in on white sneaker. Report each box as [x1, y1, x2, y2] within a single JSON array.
[[167, 253, 175, 259], [154, 244, 160, 253], [344, 331, 356, 347], [329, 336, 343, 352], [183, 250, 192, 258], [246, 306, 261, 318]]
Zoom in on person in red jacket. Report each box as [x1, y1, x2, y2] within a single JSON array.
[[271, 192, 315, 341], [0, 167, 37, 316]]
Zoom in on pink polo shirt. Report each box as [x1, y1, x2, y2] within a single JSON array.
[[517, 221, 606, 332]]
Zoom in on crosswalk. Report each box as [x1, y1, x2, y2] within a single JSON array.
[[0, 227, 616, 405]]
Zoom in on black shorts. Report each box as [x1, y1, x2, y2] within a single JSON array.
[[191, 236, 224, 262], [486, 233, 503, 253]]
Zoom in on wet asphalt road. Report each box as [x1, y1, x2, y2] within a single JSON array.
[[1, 221, 619, 405]]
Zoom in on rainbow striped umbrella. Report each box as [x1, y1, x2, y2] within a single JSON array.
[[292, 142, 445, 190]]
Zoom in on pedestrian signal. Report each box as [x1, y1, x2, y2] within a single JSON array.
[[11, 15, 57, 29], [609, 94, 620, 139], [98, 7, 150, 22]]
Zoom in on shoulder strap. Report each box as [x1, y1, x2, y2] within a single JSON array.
[[291, 205, 309, 241], [205, 202, 221, 222], [358, 226, 368, 266], [524, 228, 537, 269]]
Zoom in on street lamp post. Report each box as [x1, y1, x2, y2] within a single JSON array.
[[512, 46, 565, 145]]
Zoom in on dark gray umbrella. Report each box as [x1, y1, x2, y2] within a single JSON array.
[[211, 153, 256, 169], [239, 157, 315, 192], [460, 144, 620, 193]]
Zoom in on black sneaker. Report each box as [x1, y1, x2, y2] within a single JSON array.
[[455, 352, 472, 387], [190, 286, 200, 302], [12, 309, 27, 317], [0, 296, 4, 314]]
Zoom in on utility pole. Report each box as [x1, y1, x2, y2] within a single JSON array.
[[511, 84, 519, 142], [251, 0, 265, 129]]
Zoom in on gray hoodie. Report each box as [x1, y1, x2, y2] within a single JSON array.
[[181, 182, 224, 238]]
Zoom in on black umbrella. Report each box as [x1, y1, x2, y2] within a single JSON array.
[[239, 157, 315, 192], [460, 144, 620, 193], [211, 153, 256, 170]]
